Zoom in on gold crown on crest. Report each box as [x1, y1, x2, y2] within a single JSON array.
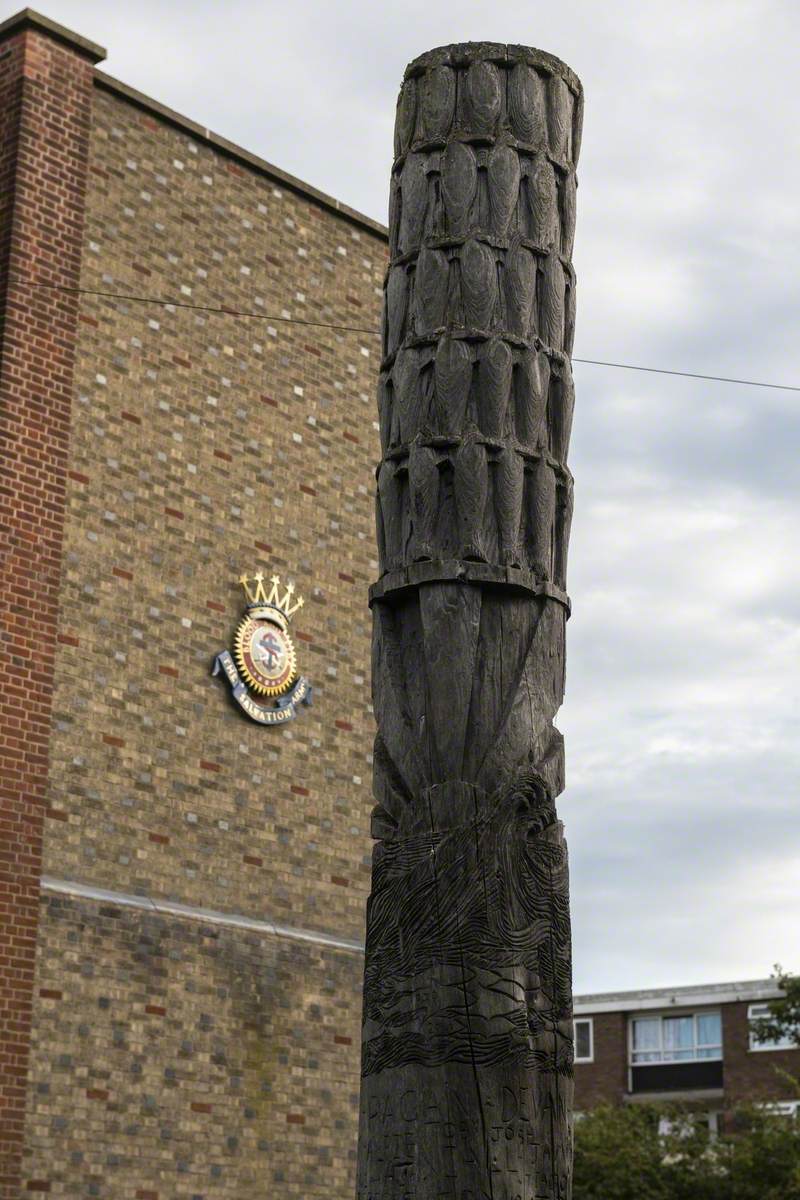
[[238, 571, 304, 619]]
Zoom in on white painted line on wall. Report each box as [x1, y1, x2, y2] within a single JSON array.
[[40, 875, 365, 955]]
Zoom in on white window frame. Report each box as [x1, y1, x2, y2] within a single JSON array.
[[574, 1017, 594, 1064], [628, 1010, 723, 1065], [759, 1100, 800, 1118], [748, 1002, 798, 1052], [658, 1110, 720, 1140]]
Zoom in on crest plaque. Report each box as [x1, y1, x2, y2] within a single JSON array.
[[212, 572, 312, 725]]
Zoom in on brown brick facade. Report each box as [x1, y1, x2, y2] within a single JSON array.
[[722, 1001, 800, 1107], [25, 894, 364, 1197], [42, 77, 384, 943], [573, 1012, 628, 1109], [574, 997, 800, 1116], [0, 10, 388, 1197], [0, 15, 102, 1197]]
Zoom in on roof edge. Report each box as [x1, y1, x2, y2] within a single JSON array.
[[93, 70, 388, 243], [0, 8, 106, 62], [575, 978, 783, 1015]]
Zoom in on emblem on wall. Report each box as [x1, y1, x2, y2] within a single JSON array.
[[212, 572, 312, 725]]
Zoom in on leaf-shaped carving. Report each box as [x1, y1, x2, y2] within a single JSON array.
[[540, 252, 564, 350], [477, 338, 512, 439], [526, 154, 558, 248], [394, 78, 417, 158], [377, 372, 393, 455], [460, 239, 497, 331], [394, 348, 421, 444], [418, 66, 456, 142], [573, 89, 584, 167], [487, 144, 521, 239], [495, 448, 524, 565], [508, 63, 546, 147], [418, 358, 436, 436], [433, 337, 471, 438], [515, 349, 549, 446], [561, 171, 576, 259], [463, 61, 501, 136], [547, 74, 571, 161], [413, 246, 449, 335], [454, 442, 488, 560], [503, 239, 536, 339], [408, 445, 439, 561], [553, 479, 574, 589], [441, 142, 477, 237], [378, 461, 404, 571], [548, 361, 574, 462], [398, 153, 428, 254], [375, 488, 387, 572], [564, 270, 576, 356], [385, 266, 408, 357], [388, 177, 401, 258], [527, 457, 555, 580]]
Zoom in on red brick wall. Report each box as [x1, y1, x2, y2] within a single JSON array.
[[574, 1011, 628, 1108], [0, 22, 97, 1198], [722, 1000, 800, 1106]]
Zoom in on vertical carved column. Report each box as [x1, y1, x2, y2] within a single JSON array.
[[358, 43, 583, 1200]]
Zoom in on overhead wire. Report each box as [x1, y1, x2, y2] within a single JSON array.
[[10, 276, 800, 395]]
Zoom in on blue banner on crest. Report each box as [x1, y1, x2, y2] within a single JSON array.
[[212, 650, 312, 725]]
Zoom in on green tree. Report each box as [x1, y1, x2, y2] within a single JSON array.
[[750, 966, 800, 1050], [722, 1106, 800, 1200], [572, 1101, 800, 1200], [572, 1104, 669, 1200]]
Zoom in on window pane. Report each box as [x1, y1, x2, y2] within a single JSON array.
[[575, 1021, 591, 1060], [633, 1018, 660, 1051], [748, 1003, 796, 1050], [663, 1017, 693, 1056], [697, 1013, 721, 1047], [632, 1018, 661, 1060]]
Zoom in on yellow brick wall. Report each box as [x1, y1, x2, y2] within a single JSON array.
[[27, 896, 363, 1198], [24, 81, 386, 1198]]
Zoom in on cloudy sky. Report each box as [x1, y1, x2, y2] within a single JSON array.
[[41, 0, 799, 994]]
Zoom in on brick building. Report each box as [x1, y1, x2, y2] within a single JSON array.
[[0, 9, 388, 1198], [573, 978, 800, 1129]]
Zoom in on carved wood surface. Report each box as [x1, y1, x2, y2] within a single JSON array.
[[359, 41, 582, 1200]]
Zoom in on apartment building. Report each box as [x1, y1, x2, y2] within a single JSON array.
[[573, 978, 800, 1126]]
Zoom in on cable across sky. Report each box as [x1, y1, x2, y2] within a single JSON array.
[[11, 276, 800, 395]]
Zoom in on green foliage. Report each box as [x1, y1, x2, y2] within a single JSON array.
[[723, 1107, 800, 1199], [573, 1102, 800, 1200], [751, 966, 800, 1049], [572, 1104, 670, 1200]]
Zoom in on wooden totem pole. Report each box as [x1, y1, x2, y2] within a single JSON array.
[[358, 43, 583, 1200]]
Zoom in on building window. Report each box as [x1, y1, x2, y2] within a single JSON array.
[[658, 1110, 720, 1139], [574, 1018, 593, 1063], [630, 1012, 722, 1063], [748, 1002, 798, 1052], [760, 1100, 800, 1118]]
